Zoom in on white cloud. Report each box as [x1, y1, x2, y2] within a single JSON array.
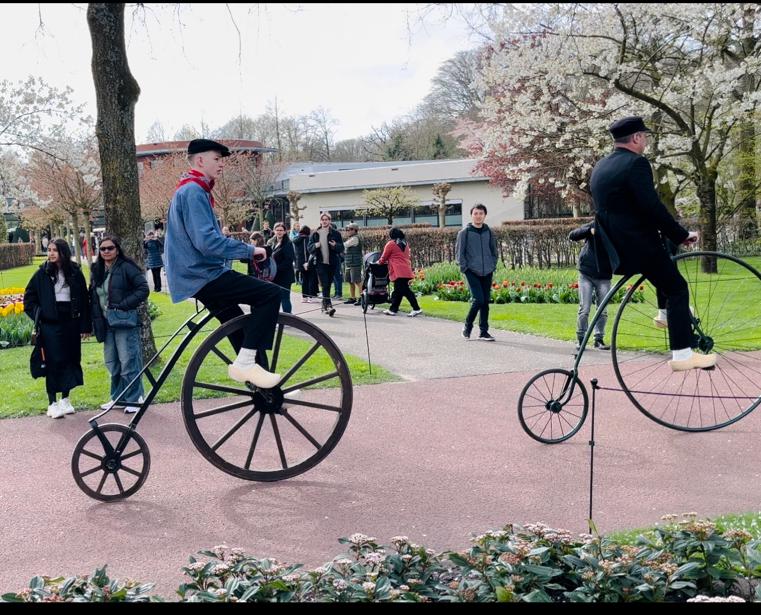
[[1, 3, 479, 143]]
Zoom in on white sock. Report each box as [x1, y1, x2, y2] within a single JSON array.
[[235, 348, 258, 366], [672, 347, 692, 361], [658, 309, 668, 321]]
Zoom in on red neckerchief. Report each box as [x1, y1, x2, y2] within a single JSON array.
[[176, 169, 215, 208]]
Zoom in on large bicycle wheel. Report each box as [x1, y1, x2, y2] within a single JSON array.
[[518, 368, 589, 443], [181, 313, 352, 481], [612, 252, 761, 432], [71, 424, 151, 502]]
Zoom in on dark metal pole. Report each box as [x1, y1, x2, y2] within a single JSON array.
[[588, 378, 599, 534]]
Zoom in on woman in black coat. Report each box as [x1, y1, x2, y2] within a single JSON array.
[[24, 238, 91, 419], [268, 222, 296, 313], [89, 234, 149, 413], [293, 225, 317, 303]]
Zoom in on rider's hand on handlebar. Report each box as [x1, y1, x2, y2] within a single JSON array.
[[253, 246, 267, 262], [683, 231, 699, 245]]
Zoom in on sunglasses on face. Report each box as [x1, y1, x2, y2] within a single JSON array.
[[100, 245, 116, 252]]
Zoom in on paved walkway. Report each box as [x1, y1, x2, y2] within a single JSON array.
[[1, 303, 759, 597]]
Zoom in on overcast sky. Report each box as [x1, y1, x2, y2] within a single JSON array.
[[1, 3, 480, 144]]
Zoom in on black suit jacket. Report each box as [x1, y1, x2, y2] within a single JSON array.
[[590, 148, 688, 275]]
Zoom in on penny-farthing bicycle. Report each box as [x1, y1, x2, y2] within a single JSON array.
[[71, 308, 352, 501], [517, 251, 761, 443]]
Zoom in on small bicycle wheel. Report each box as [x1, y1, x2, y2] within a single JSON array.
[[181, 312, 352, 481], [518, 368, 589, 443], [612, 251, 761, 432], [71, 424, 151, 501]]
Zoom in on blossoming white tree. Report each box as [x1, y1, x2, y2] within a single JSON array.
[[472, 3, 761, 260]]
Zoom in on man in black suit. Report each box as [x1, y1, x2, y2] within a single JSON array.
[[590, 116, 716, 371]]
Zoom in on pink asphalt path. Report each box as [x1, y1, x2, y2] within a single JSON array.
[[1, 359, 760, 598]]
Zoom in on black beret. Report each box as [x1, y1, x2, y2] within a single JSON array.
[[187, 138, 231, 157], [608, 116, 652, 139]]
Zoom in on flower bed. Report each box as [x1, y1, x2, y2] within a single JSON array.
[[2, 515, 758, 602], [0, 287, 31, 348]]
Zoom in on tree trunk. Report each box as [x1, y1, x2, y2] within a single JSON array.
[[83, 215, 93, 267], [88, 3, 157, 361], [438, 202, 446, 228], [737, 120, 757, 240], [71, 211, 82, 265], [697, 174, 718, 274]]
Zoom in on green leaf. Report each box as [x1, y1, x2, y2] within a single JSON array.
[[522, 588, 553, 602], [495, 586, 513, 602]]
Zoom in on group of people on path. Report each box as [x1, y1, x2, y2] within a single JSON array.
[[24, 117, 712, 417]]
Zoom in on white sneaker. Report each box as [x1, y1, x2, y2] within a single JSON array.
[[59, 397, 75, 415], [228, 362, 282, 389], [382, 309, 397, 316], [124, 396, 145, 414], [100, 399, 115, 410], [408, 309, 423, 317], [47, 402, 65, 419]]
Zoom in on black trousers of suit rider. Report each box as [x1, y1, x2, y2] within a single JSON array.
[[638, 254, 693, 350]]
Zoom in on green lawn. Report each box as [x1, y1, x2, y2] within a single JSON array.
[[609, 510, 761, 544], [0, 261, 397, 418]]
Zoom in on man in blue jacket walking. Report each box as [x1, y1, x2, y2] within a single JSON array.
[[165, 139, 282, 389]]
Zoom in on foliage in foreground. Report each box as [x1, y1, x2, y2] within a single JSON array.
[[3, 514, 760, 603]]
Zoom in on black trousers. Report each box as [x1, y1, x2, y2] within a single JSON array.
[[464, 271, 492, 334], [150, 267, 162, 292], [42, 302, 83, 402], [639, 256, 693, 350], [317, 263, 336, 304], [193, 270, 282, 356], [301, 266, 318, 299], [389, 278, 420, 312]]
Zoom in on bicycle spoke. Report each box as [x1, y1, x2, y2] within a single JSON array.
[[270, 323, 285, 372], [281, 371, 339, 394], [80, 449, 103, 462], [95, 472, 108, 494], [113, 472, 126, 495], [278, 341, 321, 388], [194, 381, 253, 396], [211, 408, 259, 451], [194, 398, 254, 419], [270, 414, 288, 469], [120, 465, 142, 478], [79, 465, 103, 478], [209, 344, 233, 366], [244, 413, 266, 470], [281, 398, 343, 412], [280, 411, 323, 450]]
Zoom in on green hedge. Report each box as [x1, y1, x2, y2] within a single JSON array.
[[0, 243, 35, 271], [347, 222, 592, 270]]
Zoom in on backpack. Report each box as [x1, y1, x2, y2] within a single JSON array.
[[252, 256, 277, 282]]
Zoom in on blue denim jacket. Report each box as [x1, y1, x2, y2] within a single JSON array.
[[165, 182, 253, 302]]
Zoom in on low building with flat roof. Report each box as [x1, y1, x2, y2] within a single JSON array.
[[278, 158, 523, 228]]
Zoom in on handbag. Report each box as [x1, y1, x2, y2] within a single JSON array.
[[106, 307, 139, 329], [29, 308, 47, 379]]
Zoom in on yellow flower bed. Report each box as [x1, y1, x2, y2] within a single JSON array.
[[0, 287, 25, 318]]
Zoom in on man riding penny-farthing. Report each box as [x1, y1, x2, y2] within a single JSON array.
[[71, 140, 352, 500]]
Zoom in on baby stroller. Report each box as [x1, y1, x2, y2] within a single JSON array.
[[359, 251, 390, 314]]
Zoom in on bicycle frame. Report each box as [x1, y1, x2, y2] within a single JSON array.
[[87, 305, 218, 457], [555, 275, 633, 406]]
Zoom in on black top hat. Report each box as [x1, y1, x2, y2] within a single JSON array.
[[187, 138, 231, 157], [608, 116, 652, 139]]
